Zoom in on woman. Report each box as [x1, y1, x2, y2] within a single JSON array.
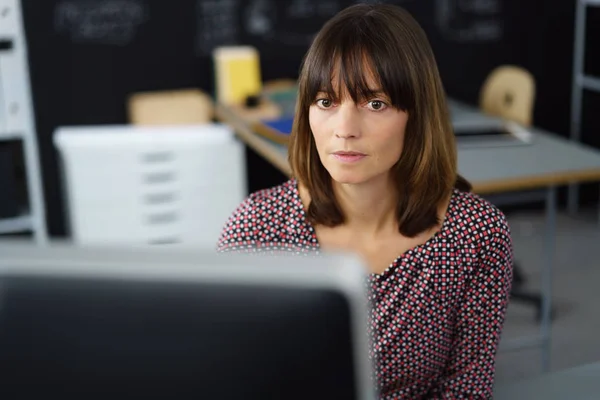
[[218, 3, 512, 399]]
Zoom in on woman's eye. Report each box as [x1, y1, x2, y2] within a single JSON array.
[[368, 100, 387, 111], [316, 98, 333, 108]]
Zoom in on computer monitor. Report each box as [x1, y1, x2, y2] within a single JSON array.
[[0, 243, 375, 400]]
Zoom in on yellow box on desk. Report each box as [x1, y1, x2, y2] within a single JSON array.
[[213, 46, 262, 106]]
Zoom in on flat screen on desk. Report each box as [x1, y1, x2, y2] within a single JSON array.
[[0, 245, 372, 400]]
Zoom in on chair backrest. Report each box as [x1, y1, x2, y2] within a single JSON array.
[[127, 89, 214, 125], [479, 65, 536, 127], [53, 124, 245, 247]]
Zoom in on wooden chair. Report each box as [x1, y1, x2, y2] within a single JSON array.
[[127, 89, 214, 125], [479, 65, 536, 127], [480, 66, 549, 320]]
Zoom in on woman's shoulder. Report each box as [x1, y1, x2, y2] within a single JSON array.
[[237, 179, 301, 216], [447, 189, 513, 291], [216, 179, 307, 251], [448, 189, 511, 242]]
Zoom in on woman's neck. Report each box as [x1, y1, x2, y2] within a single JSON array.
[[333, 177, 397, 235]]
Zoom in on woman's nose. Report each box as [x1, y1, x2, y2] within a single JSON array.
[[333, 105, 360, 139]]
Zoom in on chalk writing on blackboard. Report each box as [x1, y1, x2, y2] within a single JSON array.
[[54, 0, 148, 46], [317, 0, 342, 16], [286, 0, 312, 18], [245, 0, 276, 36], [435, 0, 503, 42], [459, 0, 501, 14], [196, 0, 240, 56], [243, 0, 340, 46], [286, 0, 341, 18]]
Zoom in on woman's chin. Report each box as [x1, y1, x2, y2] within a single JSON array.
[[328, 171, 369, 185], [326, 165, 392, 186]]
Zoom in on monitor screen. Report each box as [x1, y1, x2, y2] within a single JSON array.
[[0, 244, 375, 400]]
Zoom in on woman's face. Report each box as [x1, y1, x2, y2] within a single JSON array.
[[308, 70, 408, 186]]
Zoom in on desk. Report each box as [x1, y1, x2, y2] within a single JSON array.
[[215, 100, 600, 372], [494, 361, 600, 399]]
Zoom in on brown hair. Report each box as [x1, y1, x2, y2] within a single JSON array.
[[288, 3, 471, 238]]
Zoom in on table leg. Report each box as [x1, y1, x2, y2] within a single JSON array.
[[567, 183, 579, 216], [541, 186, 556, 372]]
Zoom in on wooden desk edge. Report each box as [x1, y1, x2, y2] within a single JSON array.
[[217, 103, 600, 195], [472, 169, 600, 194], [215, 104, 292, 177]]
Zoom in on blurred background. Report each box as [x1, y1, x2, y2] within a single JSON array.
[[1, 0, 600, 390]]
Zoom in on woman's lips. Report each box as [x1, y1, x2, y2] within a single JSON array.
[[332, 151, 367, 163]]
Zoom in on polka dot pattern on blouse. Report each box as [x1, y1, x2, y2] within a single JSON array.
[[217, 179, 513, 400]]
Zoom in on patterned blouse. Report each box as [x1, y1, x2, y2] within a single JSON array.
[[217, 179, 513, 399]]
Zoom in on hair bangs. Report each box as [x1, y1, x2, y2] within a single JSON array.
[[302, 19, 414, 112]]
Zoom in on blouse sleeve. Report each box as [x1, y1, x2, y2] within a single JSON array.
[[216, 197, 258, 253], [428, 222, 513, 399]]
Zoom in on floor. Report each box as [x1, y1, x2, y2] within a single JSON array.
[[494, 207, 600, 384]]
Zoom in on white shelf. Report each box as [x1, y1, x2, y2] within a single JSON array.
[[580, 74, 600, 92], [0, 213, 32, 234], [0, 0, 47, 244], [0, 130, 25, 140], [569, 0, 600, 213]]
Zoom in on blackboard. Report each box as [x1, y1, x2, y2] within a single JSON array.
[[20, 0, 590, 236], [24, 0, 513, 104]]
